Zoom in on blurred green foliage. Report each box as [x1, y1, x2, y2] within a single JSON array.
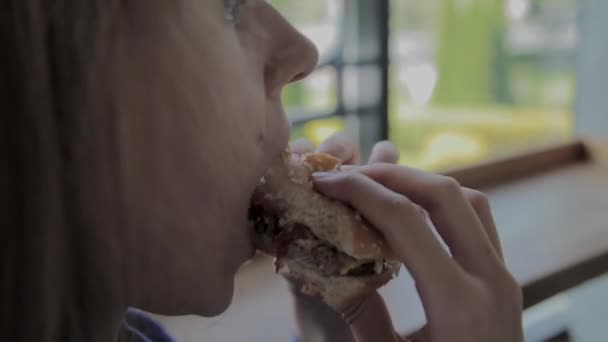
[[390, 1, 439, 32], [269, 0, 327, 26], [433, 0, 508, 105], [290, 107, 570, 171], [274, 0, 575, 171], [291, 117, 345, 145], [389, 106, 571, 171]]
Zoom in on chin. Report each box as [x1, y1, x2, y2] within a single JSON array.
[[201, 289, 234, 317], [191, 275, 236, 317]]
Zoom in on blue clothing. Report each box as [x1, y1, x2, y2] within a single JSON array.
[[120, 308, 174, 342], [120, 307, 298, 341]]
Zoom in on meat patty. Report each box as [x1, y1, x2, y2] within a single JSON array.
[[250, 205, 386, 277]]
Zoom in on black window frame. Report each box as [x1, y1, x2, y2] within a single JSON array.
[[289, 0, 390, 159]]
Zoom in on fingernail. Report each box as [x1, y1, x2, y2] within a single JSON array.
[[312, 172, 335, 180], [338, 165, 357, 172]]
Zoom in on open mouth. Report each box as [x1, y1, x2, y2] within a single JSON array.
[[249, 204, 388, 277]]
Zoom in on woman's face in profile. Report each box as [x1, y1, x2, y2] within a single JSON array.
[[108, 0, 318, 315]]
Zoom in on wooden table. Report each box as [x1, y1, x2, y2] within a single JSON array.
[[447, 138, 608, 309], [159, 139, 608, 341]]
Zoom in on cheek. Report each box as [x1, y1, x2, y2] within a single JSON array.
[[259, 101, 291, 155], [227, 45, 290, 163], [227, 92, 289, 174]]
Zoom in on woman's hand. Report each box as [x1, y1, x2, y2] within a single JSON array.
[[287, 133, 399, 342], [312, 161, 524, 341]]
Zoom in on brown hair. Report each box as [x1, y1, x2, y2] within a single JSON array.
[[1, 1, 125, 340]]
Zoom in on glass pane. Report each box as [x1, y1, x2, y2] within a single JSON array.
[[341, 1, 381, 64], [291, 117, 346, 146], [389, 0, 577, 171], [522, 274, 608, 342], [270, 1, 342, 119], [269, 0, 342, 61], [281, 65, 338, 118], [342, 65, 382, 111]]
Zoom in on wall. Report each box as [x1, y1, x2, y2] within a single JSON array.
[[575, 0, 608, 138]]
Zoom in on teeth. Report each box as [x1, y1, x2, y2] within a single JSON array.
[[374, 260, 384, 274]]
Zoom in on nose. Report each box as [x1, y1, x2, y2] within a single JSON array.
[[264, 15, 319, 97]]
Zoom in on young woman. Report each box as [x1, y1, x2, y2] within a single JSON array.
[[1, 0, 524, 341]]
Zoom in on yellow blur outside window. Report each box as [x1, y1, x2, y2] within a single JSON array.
[[270, 0, 346, 144], [389, 0, 576, 171], [273, 0, 577, 172]]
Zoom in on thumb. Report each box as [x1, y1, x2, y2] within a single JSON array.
[[341, 291, 402, 342], [316, 132, 360, 164]]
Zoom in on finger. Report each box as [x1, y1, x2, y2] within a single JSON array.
[[316, 132, 360, 164], [290, 138, 315, 155], [463, 188, 504, 260], [355, 164, 499, 274], [313, 171, 462, 288], [341, 292, 402, 342], [287, 279, 355, 342], [406, 325, 429, 342], [339, 165, 358, 172], [368, 140, 400, 164]]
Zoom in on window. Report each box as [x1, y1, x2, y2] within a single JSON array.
[[273, 0, 579, 171], [389, 0, 578, 170], [270, 0, 347, 144], [271, 0, 389, 158]]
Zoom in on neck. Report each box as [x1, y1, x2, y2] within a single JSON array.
[[61, 276, 126, 342], [1, 234, 127, 342], [59, 247, 129, 342], [62, 233, 128, 342]]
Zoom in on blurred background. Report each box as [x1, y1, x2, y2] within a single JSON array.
[[161, 1, 608, 341], [269, 1, 607, 341], [272, 0, 577, 171]]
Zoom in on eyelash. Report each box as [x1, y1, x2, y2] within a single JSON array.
[[224, 0, 246, 23]]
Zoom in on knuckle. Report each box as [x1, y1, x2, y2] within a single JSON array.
[[372, 162, 395, 174], [466, 189, 491, 211], [385, 194, 416, 214], [438, 176, 462, 192], [337, 171, 361, 186], [430, 176, 463, 204], [363, 162, 390, 181], [495, 270, 523, 305], [381, 195, 428, 233]]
